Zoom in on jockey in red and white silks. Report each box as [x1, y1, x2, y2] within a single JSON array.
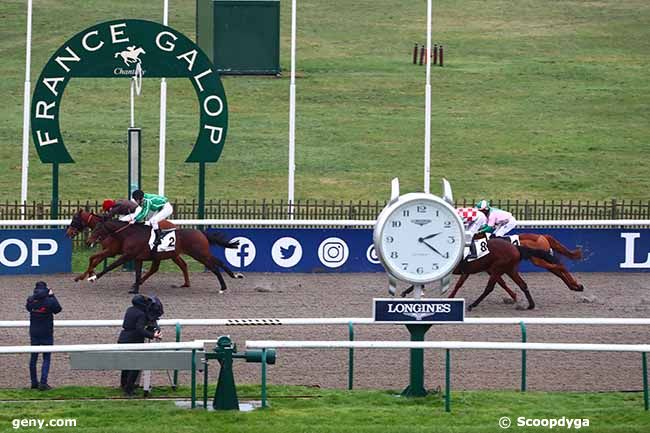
[[456, 207, 488, 242]]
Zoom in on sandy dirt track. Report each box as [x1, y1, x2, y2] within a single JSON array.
[[1, 271, 650, 393]]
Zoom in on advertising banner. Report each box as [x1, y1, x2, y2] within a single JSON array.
[[207, 228, 650, 273], [0, 230, 72, 275]]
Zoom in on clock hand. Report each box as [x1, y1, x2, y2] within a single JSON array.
[[419, 238, 446, 258], [420, 232, 442, 241]]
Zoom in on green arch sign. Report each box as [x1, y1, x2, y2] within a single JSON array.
[[31, 19, 228, 164]]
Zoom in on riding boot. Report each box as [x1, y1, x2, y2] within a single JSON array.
[[151, 229, 162, 252], [466, 241, 478, 260]]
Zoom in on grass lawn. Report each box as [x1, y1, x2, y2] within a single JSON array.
[[1, 1, 649, 203], [0, 385, 648, 432]]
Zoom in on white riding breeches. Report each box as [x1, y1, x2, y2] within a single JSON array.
[[149, 202, 173, 230], [465, 220, 483, 243], [493, 219, 517, 237]]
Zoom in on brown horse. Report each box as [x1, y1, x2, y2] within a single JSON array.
[[399, 239, 560, 310], [448, 233, 584, 301], [66, 210, 191, 287], [88, 219, 242, 293], [444, 239, 560, 310]]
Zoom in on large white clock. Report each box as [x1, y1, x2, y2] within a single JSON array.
[[373, 191, 465, 285]]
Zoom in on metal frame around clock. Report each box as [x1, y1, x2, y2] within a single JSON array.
[[373, 191, 465, 285]]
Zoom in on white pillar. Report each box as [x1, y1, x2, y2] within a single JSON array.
[[423, 0, 432, 194], [158, 0, 169, 196], [287, 0, 297, 218], [20, 0, 33, 218]]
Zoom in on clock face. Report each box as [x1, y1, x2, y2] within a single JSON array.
[[374, 193, 465, 284]]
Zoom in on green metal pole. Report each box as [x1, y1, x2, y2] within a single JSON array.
[[445, 349, 451, 413], [191, 349, 196, 409], [51, 163, 59, 219], [643, 352, 648, 411], [203, 359, 209, 409], [348, 322, 354, 390], [261, 349, 268, 408], [402, 324, 432, 397], [198, 162, 206, 219], [519, 321, 527, 392], [173, 323, 181, 389]]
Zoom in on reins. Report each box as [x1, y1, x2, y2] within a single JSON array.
[[93, 221, 133, 243]]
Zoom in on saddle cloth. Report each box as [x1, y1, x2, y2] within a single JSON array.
[[148, 229, 177, 252], [463, 237, 490, 262], [462, 234, 520, 261]]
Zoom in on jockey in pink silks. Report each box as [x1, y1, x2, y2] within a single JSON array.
[[475, 200, 517, 237]]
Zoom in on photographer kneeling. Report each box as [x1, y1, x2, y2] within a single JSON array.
[[117, 295, 163, 397]]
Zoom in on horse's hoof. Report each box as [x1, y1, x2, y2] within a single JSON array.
[[573, 285, 585, 292], [527, 305, 535, 310], [218, 290, 225, 294], [502, 297, 516, 305], [467, 305, 474, 312], [234, 272, 244, 279], [181, 284, 190, 288], [74, 276, 83, 282], [87, 275, 97, 282]]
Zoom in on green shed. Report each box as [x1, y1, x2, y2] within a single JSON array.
[[196, 0, 280, 75]]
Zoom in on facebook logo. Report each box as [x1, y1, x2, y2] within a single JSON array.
[[224, 237, 256, 268]]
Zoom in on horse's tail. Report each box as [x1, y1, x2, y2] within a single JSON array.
[[204, 231, 239, 249], [517, 246, 560, 264], [543, 235, 582, 260]]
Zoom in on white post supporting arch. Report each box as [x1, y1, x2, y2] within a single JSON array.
[[20, 0, 33, 218]]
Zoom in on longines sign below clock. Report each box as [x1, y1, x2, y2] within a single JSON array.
[[373, 298, 465, 324]]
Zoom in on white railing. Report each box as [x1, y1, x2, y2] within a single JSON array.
[[245, 339, 650, 412], [246, 340, 650, 352], [0, 341, 204, 354], [2, 317, 650, 329], [2, 219, 650, 228]]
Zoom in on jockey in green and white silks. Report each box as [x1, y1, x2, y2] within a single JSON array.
[[122, 189, 173, 249], [475, 199, 517, 237]]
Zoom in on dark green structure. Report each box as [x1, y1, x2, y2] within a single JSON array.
[[197, 0, 280, 75], [208, 336, 276, 410]]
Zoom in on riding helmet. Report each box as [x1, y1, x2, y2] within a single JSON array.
[[102, 199, 116, 212], [476, 199, 491, 211], [132, 189, 144, 201]]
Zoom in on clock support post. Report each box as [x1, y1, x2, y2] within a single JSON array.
[[402, 282, 432, 397]]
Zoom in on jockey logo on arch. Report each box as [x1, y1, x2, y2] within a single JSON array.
[[114, 46, 146, 66]]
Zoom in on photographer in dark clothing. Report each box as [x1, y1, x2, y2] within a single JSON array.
[[117, 295, 163, 396], [26, 281, 62, 391]]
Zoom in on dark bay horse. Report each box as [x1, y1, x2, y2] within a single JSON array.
[[89, 219, 242, 293], [448, 233, 584, 301], [66, 210, 192, 287]]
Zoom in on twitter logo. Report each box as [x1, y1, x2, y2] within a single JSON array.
[[280, 245, 297, 260], [272, 237, 303, 268]]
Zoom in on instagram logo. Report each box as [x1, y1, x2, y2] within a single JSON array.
[[318, 237, 349, 268]]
